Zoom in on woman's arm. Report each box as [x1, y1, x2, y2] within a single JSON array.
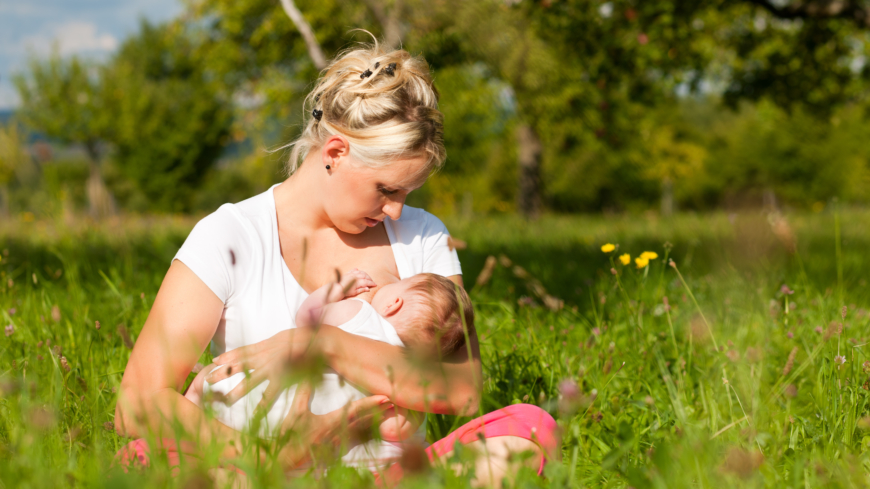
[[321, 274, 481, 415], [115, 260, 292, 462], [115, 261, 246, 456], [210, 275, 481, 416], [318, 322, 482, 416]]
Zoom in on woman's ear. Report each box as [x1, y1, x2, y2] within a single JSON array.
[[382, 297, 404, 317], [321, 135, 351, 170]]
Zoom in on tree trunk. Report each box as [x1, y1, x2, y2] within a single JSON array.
[[661, 176, 674, 217], [362, 0, 404, 48], [516, 123, 542, 219], [0, 186, 8, 218], [763, 187, 777, 211], [84, 141, 116, 219]]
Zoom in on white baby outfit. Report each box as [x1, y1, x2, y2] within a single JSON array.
[[202, 299, 411, 467], [173, 185, 462, 468]]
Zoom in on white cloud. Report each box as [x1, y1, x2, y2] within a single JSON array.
[[0, 0, 183, 109], [21, 21, 118, 56]]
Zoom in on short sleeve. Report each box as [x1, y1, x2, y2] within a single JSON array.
[[173, 205, 250, 303], [419, 213, 463, 277]]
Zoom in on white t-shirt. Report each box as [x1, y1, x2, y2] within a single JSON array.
[[173, 185, 462, 357], [202, 299, 415, 468]]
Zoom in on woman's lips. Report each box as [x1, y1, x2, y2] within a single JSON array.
[[365, 218, 380, 227]]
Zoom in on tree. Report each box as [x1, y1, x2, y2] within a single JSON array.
[[187, 0, 870, 213], [14, 54, 116, 217], [0, 122, 30, 216], [15, 20, 234, 214], [457, 0, 870, 211], [102, 20, 233, 212]]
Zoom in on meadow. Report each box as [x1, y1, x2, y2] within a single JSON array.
[[1, 208, 870, 488]]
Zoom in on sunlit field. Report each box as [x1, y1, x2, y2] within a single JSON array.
[[2, 209, 870, 487]]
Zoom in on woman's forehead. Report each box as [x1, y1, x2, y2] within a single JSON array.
[[359, 157, 430, 189]]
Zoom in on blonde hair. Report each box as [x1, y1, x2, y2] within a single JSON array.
[[285, 38, 445, 175], [406, 274, 475, 357]]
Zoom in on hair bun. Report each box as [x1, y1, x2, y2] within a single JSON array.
[[281, 36, 445, 175]]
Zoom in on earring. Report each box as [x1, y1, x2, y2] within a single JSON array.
[[326, 165, 331, 170]]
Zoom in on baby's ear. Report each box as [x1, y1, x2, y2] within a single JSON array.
[[382, 296, 404, 317]]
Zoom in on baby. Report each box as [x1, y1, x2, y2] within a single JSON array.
[[185, 269, 474, 463]]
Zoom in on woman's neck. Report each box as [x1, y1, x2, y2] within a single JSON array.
[[274, 160, 333, 233]]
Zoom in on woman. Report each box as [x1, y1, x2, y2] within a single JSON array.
[[115, 42, 557, 484]]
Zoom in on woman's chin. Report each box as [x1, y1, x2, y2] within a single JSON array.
[[336, 221, 368, 234]]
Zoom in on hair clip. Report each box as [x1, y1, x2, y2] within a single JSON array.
[[312, 108, 323, 121], [383, 63, 397, 76], [374, 62, 380, 69], [360, 69, 373, 79]]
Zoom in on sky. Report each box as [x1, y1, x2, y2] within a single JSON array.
[[0, 0, 184, 110]]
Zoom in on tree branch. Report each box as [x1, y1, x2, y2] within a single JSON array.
[[744, 0, 870, 28], [279, 0, 327, 70], [361, 0, 404, 48]]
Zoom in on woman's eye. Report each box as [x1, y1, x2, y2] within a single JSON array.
[[379, 187, 398, 196]]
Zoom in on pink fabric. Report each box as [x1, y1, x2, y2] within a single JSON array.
[[426, 404, 558, 466], [377, 403, 558, 484], [116, 404, 558, 481]]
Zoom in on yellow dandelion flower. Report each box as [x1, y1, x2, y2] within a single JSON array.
[[619, 253, 630, 265], [635, 256, 649, 269], [601, 243, 616, 253], [640, 251, 658, 260]]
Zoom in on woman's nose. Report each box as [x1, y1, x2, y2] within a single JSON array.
[[383, 199, 404, 220]]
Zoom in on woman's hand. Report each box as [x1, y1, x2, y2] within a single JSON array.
[[277, 382, 392, 468], [206, 328, 321, 408]]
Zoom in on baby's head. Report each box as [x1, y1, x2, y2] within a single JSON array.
[[371, 273, 474, 357]]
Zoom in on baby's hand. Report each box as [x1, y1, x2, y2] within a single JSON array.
[[340, 268, 377, 298]]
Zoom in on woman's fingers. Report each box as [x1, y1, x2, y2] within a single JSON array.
[[213, 345, 249, 366], [258, 377, 284, 410], [339, 395, 393, 440], [280, 382, 314, 433], [346, 395, 392, 422], [291, 381, 314, 413], [214, 330, 291, 365], [222, 368, 267, 406], [206, 362, 238, 383]]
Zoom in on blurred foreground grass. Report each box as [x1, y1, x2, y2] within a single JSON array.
[[1, 209, 870, 487]]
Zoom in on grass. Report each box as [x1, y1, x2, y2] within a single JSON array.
[[1, 208, 870, 487]]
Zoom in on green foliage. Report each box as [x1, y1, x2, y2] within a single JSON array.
[[0, 123, 29, 188], [11, 0, 870, 214], [2, 210, 870, 486], [41, 159, 92, 210], [13, 21, 233, 213], [103, 21, 233, 212], [704, 101, 870, 206], [13, 54, 107, 157]]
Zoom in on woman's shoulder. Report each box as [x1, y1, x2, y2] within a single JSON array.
[[191, 188, 275, 240], [175, 188, 277, 302], [388, 206, 450, 236], [387, 206, 462, 277]]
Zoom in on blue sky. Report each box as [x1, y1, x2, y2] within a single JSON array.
[[0, 0, 184, 109]]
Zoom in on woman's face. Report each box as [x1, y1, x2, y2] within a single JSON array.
[[325, 154, 430, 234]]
